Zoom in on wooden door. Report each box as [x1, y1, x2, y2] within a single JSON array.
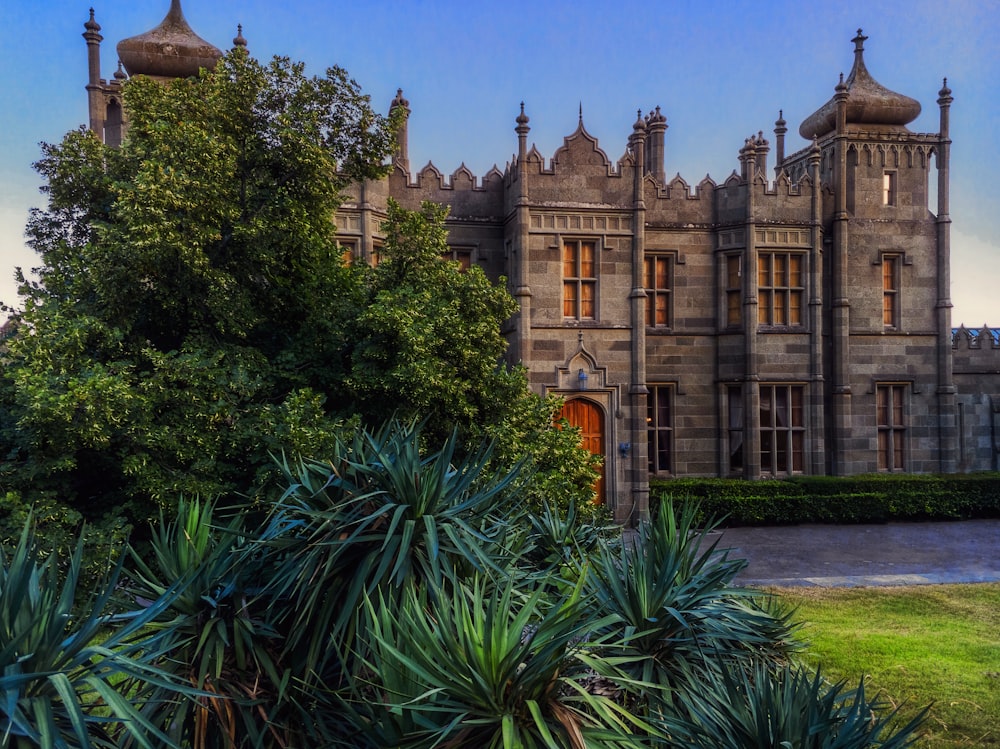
[[559, 398, 606, 504]]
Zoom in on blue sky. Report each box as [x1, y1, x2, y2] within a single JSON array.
[[2, 0, 998, 324]]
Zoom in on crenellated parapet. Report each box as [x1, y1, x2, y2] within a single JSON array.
[[648, 173, 714, 200], [523, 118, 634, 207], [953, 325, 1000, 349], [952, 326, 1000, 374], [387, 160, 504, 218], [643, 173, 714, 227], [531, 121, 623, 178]]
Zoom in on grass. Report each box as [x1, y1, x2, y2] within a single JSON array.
[[771, 583, 1000, 748]]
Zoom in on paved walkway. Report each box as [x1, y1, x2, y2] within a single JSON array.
[[706, 519, 1000, 587]]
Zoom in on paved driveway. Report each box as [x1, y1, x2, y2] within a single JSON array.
[[709, 519, 1000, 587]]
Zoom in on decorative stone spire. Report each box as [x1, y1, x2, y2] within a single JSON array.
[[633, 108, 647, 133], [515, 102, 530, 135], [799, 29, 921, 139], [753, 130, 770, 176], [83, 8, 105, 136], [643, 105, 667, 182], [233, 24, 247, 49], [389, 88, 411, 172], [774, 110, 787, 171], [515, 102, 530, 160], [938, 77, 953, 110], [83, 8, 103, 87], [809, 135, 821, 162], [628, 108, 646, 154], [117, 0, 223, 80], [390, 87, 410, 113], [938, 78, 953, 145], [737, 132, 769, 180], [84, 7, 101, 33]]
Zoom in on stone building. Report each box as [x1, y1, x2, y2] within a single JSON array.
[[85, 3, 1000, 525]]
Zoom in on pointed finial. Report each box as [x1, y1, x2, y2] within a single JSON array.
[[633, 108, 646, 132], [114, 60, 127, 80], [516, 102, 530, 135], [85, 7, 101, 31], [579, 102, 583, 124], [939, 77, 952, 97], [853, 28, 867, 53], [233, 24, 247, 48], [391, 88, 410, 111], [808, 135, 822, 165], [776, 109, 786, 127]]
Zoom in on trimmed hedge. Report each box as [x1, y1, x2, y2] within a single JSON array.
[[649, 473, 1000, 526]]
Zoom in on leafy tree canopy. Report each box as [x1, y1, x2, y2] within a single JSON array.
[[0, 49, 600, 555]]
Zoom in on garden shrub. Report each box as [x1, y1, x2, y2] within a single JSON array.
[[651, 473, 1000, 526]]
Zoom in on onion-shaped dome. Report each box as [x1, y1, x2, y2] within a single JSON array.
[[799, 30, 921, 139], [116, 0, 222, 80]]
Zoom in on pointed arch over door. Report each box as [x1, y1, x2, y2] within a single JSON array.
[[559, 398, 606, 504]]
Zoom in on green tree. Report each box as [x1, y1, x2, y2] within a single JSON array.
[[346, 200, 522, 436], [344, 199, 602, 517], [2, 50, 396, 528], [1, 47, 602, 559]]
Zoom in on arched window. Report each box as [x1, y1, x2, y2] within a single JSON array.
[[105, 98, 123, 147]]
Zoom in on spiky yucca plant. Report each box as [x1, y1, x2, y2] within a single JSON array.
[[0, 524, 190, 748], [259, 421, 523, 674], [586, 502, 799, 688], [0, 424, 927, 749], [125, 498, 293, 748], [516, 498, 613, 580], [344, 570, 659, 748], [662, 661, 928, 748]]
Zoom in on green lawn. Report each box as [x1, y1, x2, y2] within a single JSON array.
[[772, 583, 1000, 748]]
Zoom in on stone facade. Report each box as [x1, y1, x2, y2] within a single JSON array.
[[85, 8, 998, 525], [333, 32, 976, 525]]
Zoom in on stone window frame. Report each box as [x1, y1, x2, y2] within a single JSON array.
[[759, 383, 806, 477], [371, 239, 385, 268], [646, 383, 675, 476], [876, 382, 908, 472], [562, 238, 600, 321], [644, 251, 676, 329], [724, 253, 743, 330], [726, 383, 744, 474], [757, 250, 806, 329], [878, 252, 905, 330], [337, 237, 360, 266], [883, 170, 898, 206], [443, 245, 476, 272]]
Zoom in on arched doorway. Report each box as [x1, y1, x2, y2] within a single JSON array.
[[559, 398, 606, 504]]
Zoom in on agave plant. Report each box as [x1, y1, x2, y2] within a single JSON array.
[[125, 498, 292, 748], [584, 501, 800, 704], [343, 570, 659, 748], [516, 498, 613, 580], [0, 522, 191, 748], [259, 420, 524, 675], [661, 661, 928, 748]]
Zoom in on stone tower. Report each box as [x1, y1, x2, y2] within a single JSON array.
[[783, 29, 956, 475], [84, 1, 223, 144]]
